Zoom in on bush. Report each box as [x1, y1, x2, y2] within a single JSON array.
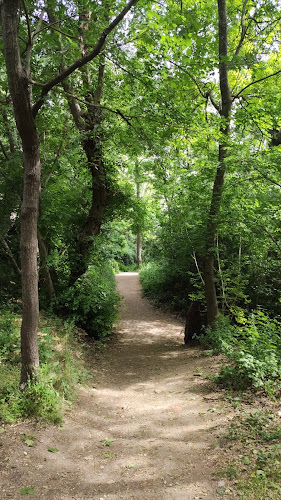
[[139, 262, 190, 313], [203, 312, 281, 395], [61, 263, 120, 340], [0, 312, 90, 423]]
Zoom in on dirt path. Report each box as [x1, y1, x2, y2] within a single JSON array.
[[1, 272, 234, 499]]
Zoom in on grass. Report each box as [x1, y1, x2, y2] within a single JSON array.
[[0, 310, 91, 424], [217, 403, 281, 499]]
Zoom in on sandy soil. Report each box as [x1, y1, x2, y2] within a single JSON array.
[[0, 272, 236, 499]]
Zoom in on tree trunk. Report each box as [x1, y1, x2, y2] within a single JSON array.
[[203, 0, 232, 327], [137, 231, 142, 268], [66, 59, 107, 282], [1, 0, 40, 387], [20, 147, 40, 387], [38, 229, 56, 302]]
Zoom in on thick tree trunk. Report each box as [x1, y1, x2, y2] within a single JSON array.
[[203, 0, 232, 327], [1, 0, 40, 387], [20, 147, 40, 387]]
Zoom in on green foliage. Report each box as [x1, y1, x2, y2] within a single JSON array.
[[203, 312, 281, 394], [61, 263, 120, 340], [139, 262, 192, 313], [16, 367, 63, 424], [223, 408, 281, 499], [0, 313, 90, 423]]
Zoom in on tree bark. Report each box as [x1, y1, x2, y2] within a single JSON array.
[[1, 0, 40, 387], [203, 0, 232, 327]]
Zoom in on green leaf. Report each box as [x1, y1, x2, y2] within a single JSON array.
[[25, 439, 35, 447], [100, 438, 114, 447], [47, 447, 59, 453], [216, 487, 226, 496], [20, 487, 35, 495]]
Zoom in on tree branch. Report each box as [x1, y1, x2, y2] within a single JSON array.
[[233, 70, 281, 100], [233, 0, 248, 58], [21, 0, 32, 71], [253, 165, 281, 189], [32, 0, 140, 117], [0, 237, 21, 275]]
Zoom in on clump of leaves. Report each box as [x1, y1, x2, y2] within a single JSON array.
[[20, 486, 35, 495], [202, 312, 281, 395], [20, 433, 37, 447]]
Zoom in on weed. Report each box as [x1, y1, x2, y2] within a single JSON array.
[[100, 438, 114, 447]]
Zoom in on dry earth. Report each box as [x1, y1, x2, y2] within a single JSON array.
[[0, 272, 236, 500]]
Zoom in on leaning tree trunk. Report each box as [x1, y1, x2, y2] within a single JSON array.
[[1, 0, 40, 387], [203, 0, 232, 327]]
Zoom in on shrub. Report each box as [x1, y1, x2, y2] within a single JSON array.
[[139, 262, 190, 312], [61, 263, 120, 340], [203, 312, 281, 395]]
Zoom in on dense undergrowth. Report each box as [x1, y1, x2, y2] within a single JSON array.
[[0, 312, 91, 424], [0, 262, 120, 424], [139, 262, 190, 313], [202, 312, 281, 397]]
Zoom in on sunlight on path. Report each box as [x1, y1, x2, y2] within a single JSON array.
[[0, 272, 230, 500]]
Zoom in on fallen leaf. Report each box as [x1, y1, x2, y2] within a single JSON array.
[[47, 447, 59, 453]]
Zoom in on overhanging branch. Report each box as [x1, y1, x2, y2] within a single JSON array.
[[32, 0, 140, 117], [233, 70, 281, 100]]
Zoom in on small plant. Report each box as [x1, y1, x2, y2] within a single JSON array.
[[20, 433, 37, 447], [100, 438, 114, 447]]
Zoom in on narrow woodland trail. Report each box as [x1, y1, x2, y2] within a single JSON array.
[[1, 273, 235, 499]]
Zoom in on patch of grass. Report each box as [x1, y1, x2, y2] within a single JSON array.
[[0, 311, 91, 424], [220, 406, 281, 499]]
